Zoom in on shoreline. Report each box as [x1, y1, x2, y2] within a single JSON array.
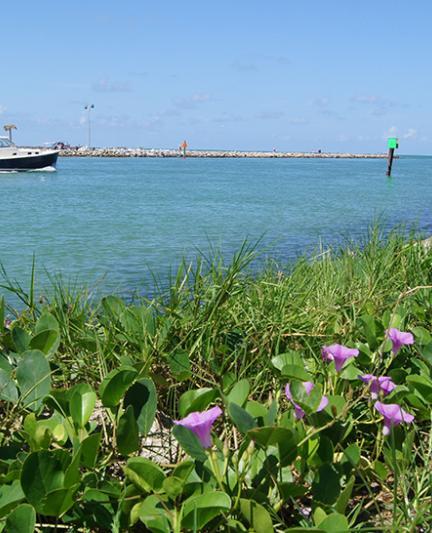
[[59, 148, 387, 159]]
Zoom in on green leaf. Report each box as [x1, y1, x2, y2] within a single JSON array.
[[172, 424, 207, 462], [20, 450, 77, 516], [239, 498, 273, 533], [285, 527, 324, 533], [279, 482, 307, 499], [40, 487, 77, 517], [137, 495, 171, 532], [311, 464, 341, 504], [35, 312, 59, 334], [326, 395, 346, 416], [339, 364, 361, 381], [335, 475, 355, 514], [0, 480, 25, 518], [313, 506, 327, 526], [271, 351, 303, 371], [172, 460, 195, 482], [5, 503, 36, 533], [281, 365, 311, 381], [181, 491, 231, 530], [0, 368, 18, 403], [12, 327, 30, 353], [245, 400, 268, 419], [265, 399, 278, 426], [248, 426, 295, 447], [343, 444, 360, 467], [162, 477, 184, 500], [167, 350, 191, 381], [101, 295, 126, 323], [228, 402, 257, 434], [0, 354, 12, 374], [360, 314, 378, 350], [99, 366, 137, 407], [16, 350, 51, 410], [406, 374, 432, 402], [319, 513, 349, 532], [124, 457, 166, 493], [23, 413, 67, 451], [117, 405, 140, 455], [178, 387, 218, 418], [124, 378, 157, 436], [69, 383, 96, 428], [317, 436, 334, 463], [29, 329, 60, 356], [372, 460, 388, 481], [411, 326, 431, 345], [226, 379, 250, 406], [81, 433, 101, 468]]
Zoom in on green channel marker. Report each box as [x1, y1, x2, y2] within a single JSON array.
[[388, 137, 399, 150], [386, 137, 399, 176]]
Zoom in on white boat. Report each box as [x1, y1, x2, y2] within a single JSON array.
[[0, 137, 59, 171]]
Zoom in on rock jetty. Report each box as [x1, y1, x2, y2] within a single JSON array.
[[59, 148, 386, 159]]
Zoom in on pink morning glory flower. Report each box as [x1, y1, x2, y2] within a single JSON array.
[[174, 406, 222, 448], [374, 401, 414, 436], [387, 328, 414, 355], [321, 344, 359, 372], [360, 374, 396, 399], [285, 381, 328, 419]]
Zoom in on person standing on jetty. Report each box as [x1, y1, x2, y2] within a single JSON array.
[[180, 139, 188, 158]]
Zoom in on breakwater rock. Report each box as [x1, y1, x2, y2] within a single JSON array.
[[59, 148, 387, 159]]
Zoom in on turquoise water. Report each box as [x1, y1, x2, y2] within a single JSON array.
[[0, 156, 431, 299]]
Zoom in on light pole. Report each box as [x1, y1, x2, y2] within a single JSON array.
[[84, 104, 95, 148]]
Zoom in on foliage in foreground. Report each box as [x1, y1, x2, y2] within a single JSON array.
[[0, 232, 431, 532]]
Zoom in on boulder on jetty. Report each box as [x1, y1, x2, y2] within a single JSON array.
[[59, 148, 386, 159]]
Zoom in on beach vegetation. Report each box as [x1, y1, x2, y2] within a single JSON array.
[[0, 230, 431, 531]]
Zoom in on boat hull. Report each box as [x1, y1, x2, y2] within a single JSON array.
[[0, 151, 59, 171]]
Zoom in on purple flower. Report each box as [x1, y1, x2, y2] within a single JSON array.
[[360, 374, 396, 399], [374, 401, 414, 436], [174, 406, 222, 448], [321, 344, 359, 372], [285, 381, 329, 419], [387, 328, 414, 355]]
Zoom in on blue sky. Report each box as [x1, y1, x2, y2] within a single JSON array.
[[1, 1, 430, 153]]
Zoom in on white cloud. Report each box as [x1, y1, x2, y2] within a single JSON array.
[[384, 126, 398, 138], [231, 61, 259, 72], [172, 93, 211, 111], [174, 93, 211, 109], [256, 110, 285, 120], [352, 95, 399, 117], [92, 78, 132, 93], [351, 95, 379, 104], [286, 117, 309, 125], [0, 105, 6, 115], [403, 128, 417, 139], [311, 97, 329, 108]]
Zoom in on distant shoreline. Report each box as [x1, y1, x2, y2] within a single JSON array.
[[59, 148, 387, 159]]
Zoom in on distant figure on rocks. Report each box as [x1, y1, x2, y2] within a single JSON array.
[[181, 140, 188, 158]]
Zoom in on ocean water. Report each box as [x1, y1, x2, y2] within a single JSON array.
[[0, 156, 431, 300]]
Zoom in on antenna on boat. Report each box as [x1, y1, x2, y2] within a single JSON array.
[[3, 124, 17, 142]]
